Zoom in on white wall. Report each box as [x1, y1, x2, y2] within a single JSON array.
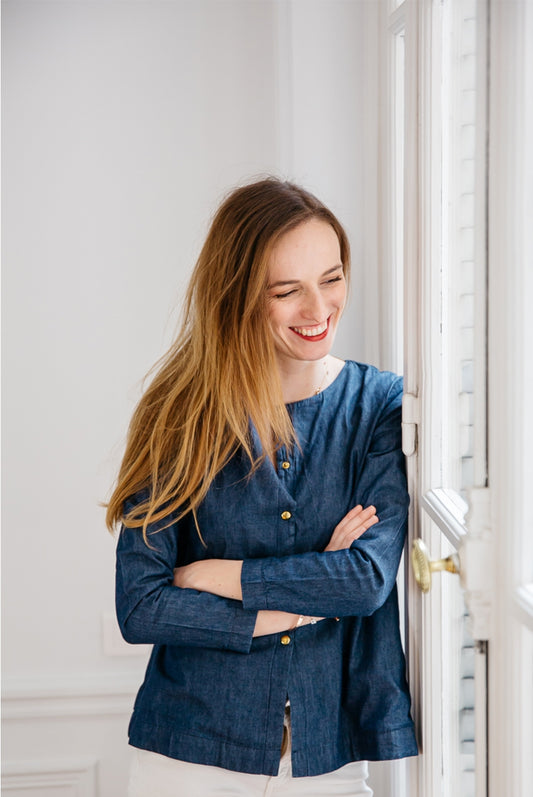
[[2, 1, 380, 794], [280, 0, 377, 362]]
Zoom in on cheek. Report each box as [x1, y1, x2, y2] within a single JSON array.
[[267, 312, 283, 340], [268, 304, 290, 331], [332, 285, 347, 311]]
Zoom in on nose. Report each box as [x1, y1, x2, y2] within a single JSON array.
[[301, 289, 326, 321]]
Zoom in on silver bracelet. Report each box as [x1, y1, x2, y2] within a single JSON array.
[[296, 615, 318, 627]]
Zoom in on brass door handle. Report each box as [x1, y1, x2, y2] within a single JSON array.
[[411, 538, 460, 593]]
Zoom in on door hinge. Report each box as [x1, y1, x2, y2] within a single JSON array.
[[402, 392, 419, 457]]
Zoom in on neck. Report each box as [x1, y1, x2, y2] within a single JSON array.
[[277, 355, 339, 404]]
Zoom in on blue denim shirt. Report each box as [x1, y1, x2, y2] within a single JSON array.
[[115, 361, 418, 777]]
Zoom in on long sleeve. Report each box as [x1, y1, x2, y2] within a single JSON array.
[[240, 377, 408, 618], [115, 508, 257, 653]]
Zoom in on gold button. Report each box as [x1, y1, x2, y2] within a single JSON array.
[[281, 511, 292, 520], [281, 461, 290, 470], [280, 635, 291, 645]]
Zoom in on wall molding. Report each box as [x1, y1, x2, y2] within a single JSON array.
[[2, 672, 141, 720], [1, 756, 97, 796]]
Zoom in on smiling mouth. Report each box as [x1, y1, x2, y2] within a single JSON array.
[[290, 318, 329, 340]]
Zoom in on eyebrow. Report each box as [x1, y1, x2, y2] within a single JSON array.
[[267, 264, 344, 290]]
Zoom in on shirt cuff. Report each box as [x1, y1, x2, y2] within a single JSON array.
[[241, 558, 270, 611], [228, 602, 258, 652]]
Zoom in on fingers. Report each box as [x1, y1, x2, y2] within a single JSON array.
[[340, 512, 378, 545], [340, 504, 376, 526], [334, 505, 377, 535], [324, 504, 379, 551]]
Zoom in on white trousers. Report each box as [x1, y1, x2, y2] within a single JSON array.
[[128, 711, 373, 797]]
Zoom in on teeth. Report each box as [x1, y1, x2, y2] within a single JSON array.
[[292, 321, 328, 337]]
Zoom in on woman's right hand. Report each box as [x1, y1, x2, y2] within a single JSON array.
[[324, 504, 378, 551], [252, 505, 378, 637]]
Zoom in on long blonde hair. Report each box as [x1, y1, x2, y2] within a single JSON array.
[[106, 177, 350, 538]]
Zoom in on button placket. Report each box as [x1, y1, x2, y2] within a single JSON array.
[[277, 446, 296, 550]]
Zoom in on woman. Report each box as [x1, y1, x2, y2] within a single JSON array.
[[107, 177, 418, 796]]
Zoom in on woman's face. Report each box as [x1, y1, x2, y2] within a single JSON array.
[[266, 219, 346, 367]]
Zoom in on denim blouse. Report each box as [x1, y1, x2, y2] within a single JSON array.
[[115, 360, 418, 777]]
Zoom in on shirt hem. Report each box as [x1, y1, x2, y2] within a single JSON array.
[[128, 721, 418, 778]]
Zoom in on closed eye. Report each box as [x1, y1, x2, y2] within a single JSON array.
[[273, 289, 298, 299]]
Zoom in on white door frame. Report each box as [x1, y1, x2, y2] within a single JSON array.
[[485, 1, 533, 793]]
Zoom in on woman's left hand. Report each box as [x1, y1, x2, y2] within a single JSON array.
[[173, 559, 243, 600], [324, 504, 378, 551]]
